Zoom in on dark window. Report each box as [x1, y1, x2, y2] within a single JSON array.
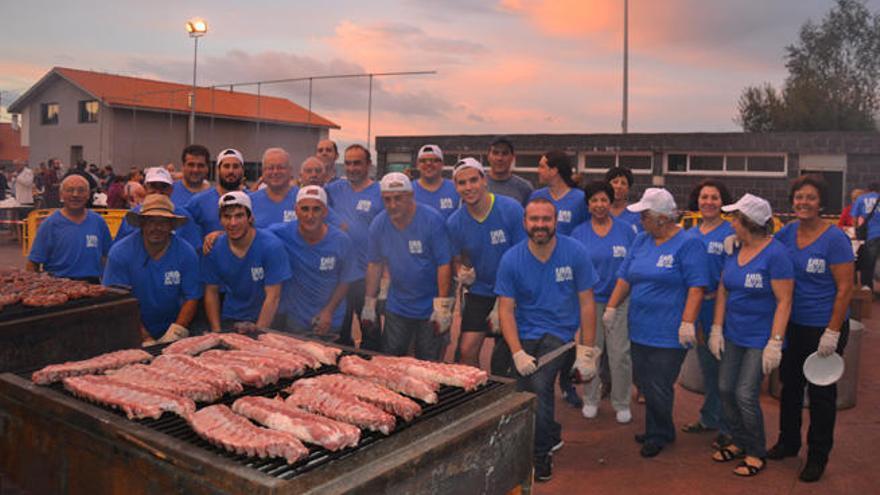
[[78, 100, 99, 123], [667, 154, 687, 172], [514, 153, 543, 168], [747, 155, 785, 172], [619, 154, 652, 170], [690, 155, 723, 171], [584, 154, 615, 169], [40, 103, 59, 125], [726, 156, 746, 171]]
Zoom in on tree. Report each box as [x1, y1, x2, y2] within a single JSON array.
[[736, 0, 880, 132]]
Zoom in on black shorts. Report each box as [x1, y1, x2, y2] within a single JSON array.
[[460, 292, 496, 333]]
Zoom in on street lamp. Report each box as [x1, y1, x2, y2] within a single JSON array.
[[186, 17, 208, 145]]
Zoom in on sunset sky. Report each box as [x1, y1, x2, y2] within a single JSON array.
[[1, 0, 873, 147]]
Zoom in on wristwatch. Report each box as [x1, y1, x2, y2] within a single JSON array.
[[772, 334, 783, 342]]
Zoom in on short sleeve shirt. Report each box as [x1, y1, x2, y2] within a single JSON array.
[[250, 186, 300, 228], [28, 210, 112, 279], [170, 180, 200, 210], [614, 208, 643, 233], [113, 204, 202, 252], [488, 174, 534, 206], [529, 187, 589, 235], [686, 221, 735, 294], [852, 192, 880, 240], [325, 180, 383, 278], [570, 218, 636, 303], [413, 179, 460, 221]]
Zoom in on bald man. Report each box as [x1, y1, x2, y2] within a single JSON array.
[[27, 175, 112, 282]]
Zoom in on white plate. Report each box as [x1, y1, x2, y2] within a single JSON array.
[[803, 352, 844, 386]]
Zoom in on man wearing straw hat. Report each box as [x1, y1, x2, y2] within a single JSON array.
[[104, 194, 202, 345]]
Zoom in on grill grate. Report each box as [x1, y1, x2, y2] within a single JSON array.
[[0, 290, 131, 323]]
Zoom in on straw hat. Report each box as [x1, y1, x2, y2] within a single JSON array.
[[125, 194, 188, 228]]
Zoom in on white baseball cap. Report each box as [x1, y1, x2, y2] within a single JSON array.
[[722, 193, 772, 225], [216, 148, 244, 167], [217, 191, 252, 213], [144, 166, 173, 185], [417, 144, 444, 161], [380, 172, 413, 193], [453, 157, 485, 178], [627, 188, 677, 216], [296, 185, 328, 206]]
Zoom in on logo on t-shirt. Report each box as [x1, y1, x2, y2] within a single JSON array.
[[865, 197, 878, 212], [251, 266, 265, 282], [490, 229, 507, 245], [806, 258, 826, 274], [440, 198, 454, 210], [612, 245, 627, 258], [408, 240, 423, 254], [558, 210, 572, 223], [319, 257, 336, 271], [707, 241, 724, 255], [656, 255, 674, 268], [555, 265, 573, 282], [356, 200, 372, 212], [164, 271, 181, 286], [85, 235, 98, 248], [283, 210, 296, 223], [744, 273, 764, 288]]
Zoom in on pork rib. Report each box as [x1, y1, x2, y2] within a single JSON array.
[[219, 334, 322, 369], [232, 396, 360, 451], [63, 374, 195, 420], [106, 364, 222, 403], [189, 405, 308, 464], [150, 354, 244, 396], [32, 349, 153, 385], [257, 333, 342, 366], [338, 355, 438, 404], [161, 334, 222, 356], [195, 355, 280, 388], [288, 375, 421, 422], [369, 356, 489, 391], [285, 386, 396, 435], [200, 349, 305, 379]]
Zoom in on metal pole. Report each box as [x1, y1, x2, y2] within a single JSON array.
[[189, 36, 199, 144], [308, 78, 313, 125], [367, 74, 373, 149], [622, 0, 629, 134]]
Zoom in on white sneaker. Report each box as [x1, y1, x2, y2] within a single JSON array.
[[581, 404, 598, 419], [616, 409, 632, 424]]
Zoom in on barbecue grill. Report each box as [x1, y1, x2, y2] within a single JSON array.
[[0, 334, 535, 494]]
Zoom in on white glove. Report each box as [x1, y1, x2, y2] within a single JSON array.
[[512, 349, 537, 376], [762, 339, 783, 375], [141, 337, 157, 347], [574, 345, 601, 381], [487, 302, 501, 334], [678, 321, 697, 348], [708, 324, 725, 360], [377, 276, 390, 302], [430, 297, 455, 335], [456, 265, 476, 286], [817, 328, 840, 357], [602, 307, 617, 330], [722, 234, 739, 255], [361, 296, 377, 327], [158, 323, 189, 343]]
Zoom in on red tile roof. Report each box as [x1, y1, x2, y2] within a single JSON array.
[[0, 123, 29, 162]]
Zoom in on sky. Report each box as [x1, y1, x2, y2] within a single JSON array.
[[1, 0, 875, 148]]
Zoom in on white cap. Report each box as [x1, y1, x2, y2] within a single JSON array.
[[417, 144, 444, 161], [144, 166, 173, 185], [722, 193, 772, 225], [453, 157, 485, 178], [380, 172, 413, 193], [296, 185, 328, 206], [627, 188, 677, 216], [217, 191, 252, 213], [216, 148, 244, 167]]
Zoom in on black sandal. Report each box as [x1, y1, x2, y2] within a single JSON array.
[[733, 457, 766, 477], [712, 445, 744, 463]]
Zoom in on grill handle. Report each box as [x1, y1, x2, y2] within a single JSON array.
[[116, 431, 204, 474]]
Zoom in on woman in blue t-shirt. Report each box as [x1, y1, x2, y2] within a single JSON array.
[[680, 179, 735, 450], [769, 175, 854, 482], [709, 194, 793, 477]]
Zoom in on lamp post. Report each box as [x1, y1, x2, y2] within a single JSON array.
[[185, 17, 208, 145]]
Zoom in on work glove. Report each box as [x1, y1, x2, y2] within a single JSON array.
[[678, 321, 697, 348], [430, 297, 455, 335], [722, 234, 739, 255], [141, 337, 157, 347], [455, 265, 476, 286], [512, 349, 537, 376], [360, 296, 378, 328], [708, 324, 725, 360], [762, 339, 783, 375], [602, 306, 617, 331], [573, 345, 601, 382], [817, 328, 840, 357], [158, 323, 189, 344], [487, 302, 501, 334], [377, 276, 390, 302]]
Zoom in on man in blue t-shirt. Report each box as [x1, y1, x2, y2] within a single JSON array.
[[446, 158, 525, 368], [852, 182, 880, 289], [250, 148, 299, 229], [412, 144, 460, 220], [104, 194, 202, 345], [202, 191, 291, 331], [27, 174, 112, 282], [495, 197, 600, 482], [325, 144, 384, 348], [186, 148, 248, 251], [271, 185, 358, 340], [361, 172, 453, 361], [170, 144, 212, 209]]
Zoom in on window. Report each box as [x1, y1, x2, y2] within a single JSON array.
[[664, 153, 787, 176], [78, 100, 99, 123], [583, 152, 653, 174], [41, 103, 59, 125]]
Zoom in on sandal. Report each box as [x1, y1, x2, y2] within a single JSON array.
[[712, 445, 745, 463], [712, 433, 733, 450], [733, 457, 766, 477], [681, 421, 715, 434]]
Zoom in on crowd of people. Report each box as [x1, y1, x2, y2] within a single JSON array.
[[24, 136, 867, 485]]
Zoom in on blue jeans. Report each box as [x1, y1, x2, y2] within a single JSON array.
[[631, 342, 686, 446], [695, 301, 727, 433], [381, 311, 447, 361], [517, 334, 566, 457], [718, 339, 766, 458]]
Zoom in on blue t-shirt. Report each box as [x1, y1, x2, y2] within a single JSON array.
[[852, 192, 880, 240], [614, 208, 643, 233], [446, 194, 525, 297], [368, 205, 452, 319], [686, 221, 735, 294], [570, 218, 636, 303], [113, 204, 202, 252], [250, 186, 300, 229], [617, 229, 709, 348], [325, 180, 383, 279], [103, 232, 203, 338], [200, 229, 292, 322], [721, 240, 794, 349], [495, 236, 598, 341], [270, 222, 359, 329], [529, 187, 588, 235], [170, 180, 200, 210], [28, 210, 112, 279], [413, 179, 460, 221], [186, 188, 250, 240], [776, 222, 854, 327]]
